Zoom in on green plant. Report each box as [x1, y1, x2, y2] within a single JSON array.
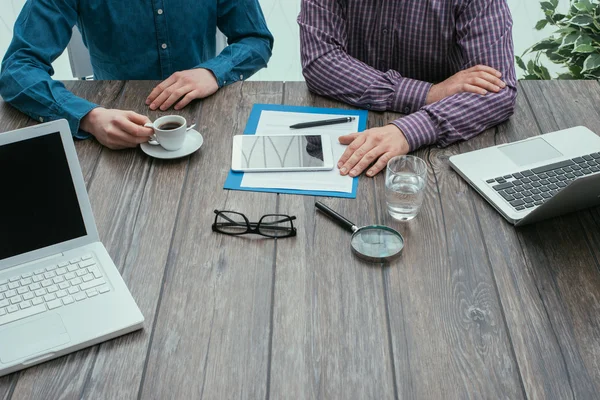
[[517, 0, 600, 80]]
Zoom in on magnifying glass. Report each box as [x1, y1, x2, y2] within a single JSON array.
[[315, 201, 404, 262]]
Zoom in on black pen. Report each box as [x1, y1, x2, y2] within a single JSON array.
[[289, 116, 355, 129]]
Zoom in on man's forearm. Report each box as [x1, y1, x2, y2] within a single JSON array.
[[393, 84, 517, 151]]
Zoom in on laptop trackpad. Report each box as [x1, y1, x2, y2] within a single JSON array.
[[499, 137, 563, 166], [0, 314, 70, 363]]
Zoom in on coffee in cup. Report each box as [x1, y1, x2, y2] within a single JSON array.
[[157, 122, 183, 131], [145, 115, 187, 151]]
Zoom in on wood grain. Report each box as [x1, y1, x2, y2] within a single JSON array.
[[515, 80, 600, 397], [2, 80, 600, 399], [139, 82, 283, 400], [379, 111, 523, 398], [461, 87, 576, 400], [79, 80, 202, 399], [270, 82, 395, 399]]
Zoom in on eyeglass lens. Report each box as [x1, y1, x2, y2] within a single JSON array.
[[258, 215, 294, 237], [215, 211, 249, 234]]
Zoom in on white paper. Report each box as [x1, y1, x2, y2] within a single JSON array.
[[240, 111, 359, 193]]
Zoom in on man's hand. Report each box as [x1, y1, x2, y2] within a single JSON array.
[[80, 107, 154, 150], [338, 124, 410, 177], [146, 68, 219, 111], [426, 65, 506, 105]]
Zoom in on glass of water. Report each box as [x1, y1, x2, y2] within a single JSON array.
[[385, 155, 428, 221]]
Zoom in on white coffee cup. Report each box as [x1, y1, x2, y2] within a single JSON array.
[[144, 115, 187, 151]]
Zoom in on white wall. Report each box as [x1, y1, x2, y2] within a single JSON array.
[[0, 0, 568, 82]]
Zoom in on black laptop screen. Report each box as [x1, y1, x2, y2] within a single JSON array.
[[0, 132, 87, 261]]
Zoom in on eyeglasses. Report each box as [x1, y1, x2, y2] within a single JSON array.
[[211, 210, 297, 238]]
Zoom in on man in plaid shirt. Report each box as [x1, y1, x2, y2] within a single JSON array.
[[299, 0, 517, 177]]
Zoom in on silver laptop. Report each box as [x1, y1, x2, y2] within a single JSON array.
[[449, 126, 600, 226], [0, 119, 144, 377]]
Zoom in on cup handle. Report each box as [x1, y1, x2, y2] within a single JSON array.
[[144, 122, 159, 146]]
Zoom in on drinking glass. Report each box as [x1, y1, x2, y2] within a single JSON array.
[[385, 155, 428, 221]]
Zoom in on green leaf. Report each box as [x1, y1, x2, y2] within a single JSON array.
[[521, 73, 542, 81], [574, 34, 592, 47], [540, 1, 556, 12], [535, 19, 549, 30], [556, 73, 576, 79], [537, 64, 552, 80], [560, 33, 580, 48], [531, 39, 559, 52], [569, 15, 594, 26], [546, 50, 568, 63], [515, 56, 527, 71], [554, 27, 576, 34], [569, 64, 584, 77], [573, 44, 596, 52], [549, 0, 558, 8], [584, 71, 600, 79], [573, 0, 592, 12], [582, 53, 600, 71], [551, 13, 567, 23]]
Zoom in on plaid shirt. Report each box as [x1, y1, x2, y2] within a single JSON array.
[[298, 0, 517, 151]]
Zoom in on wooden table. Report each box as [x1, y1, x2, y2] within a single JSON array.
[[0, 80, 599, 399]]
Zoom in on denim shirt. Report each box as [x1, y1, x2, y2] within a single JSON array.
[[0, 0, 273, 138]]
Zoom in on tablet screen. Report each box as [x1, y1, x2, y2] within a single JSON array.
[[238, 135, 325, 169]]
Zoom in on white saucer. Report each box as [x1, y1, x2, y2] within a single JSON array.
[[140, 129, 203, 159]]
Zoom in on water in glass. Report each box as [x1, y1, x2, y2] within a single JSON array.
[[385, 172, 426, 220]]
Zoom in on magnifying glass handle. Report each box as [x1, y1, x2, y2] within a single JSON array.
[[315, 201, 357, 233]]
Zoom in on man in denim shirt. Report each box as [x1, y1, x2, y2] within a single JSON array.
[[0, 0, 273, 149]]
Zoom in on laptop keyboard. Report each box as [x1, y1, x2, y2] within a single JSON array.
[[486, 152, 600, 211], [0, 254, 110, 327]]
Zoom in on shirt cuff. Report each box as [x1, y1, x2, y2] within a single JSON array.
[[58, 95, 98, 140], [391, 78, 432, 114], [195, 58, 235, 88], [391, 110, 438, 151]]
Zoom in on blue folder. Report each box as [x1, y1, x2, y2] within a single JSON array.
[[223, 104, 368, 198]]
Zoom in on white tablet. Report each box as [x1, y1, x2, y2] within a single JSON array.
[[231, 134, 335, 172]]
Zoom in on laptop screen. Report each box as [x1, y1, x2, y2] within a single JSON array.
[[0, 132, 87, 261]]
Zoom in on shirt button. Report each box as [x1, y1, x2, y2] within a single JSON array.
[[157, 9, 163, 14], [224, 80, 227, 84], [366, 104, 371, 109], [39, 117, 44, 122], [161, 43, 167, 49], [404, 107, 410, 113], [383, 28, 389, 34], [240, 74, 243, 80]]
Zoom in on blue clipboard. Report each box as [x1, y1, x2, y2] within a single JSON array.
[[223, 104, 368, 198]]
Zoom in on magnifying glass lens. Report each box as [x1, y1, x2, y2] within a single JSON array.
[[351, 226, 404, 261]]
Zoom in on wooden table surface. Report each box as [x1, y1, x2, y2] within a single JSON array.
[[0, 80, 599, 399]]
